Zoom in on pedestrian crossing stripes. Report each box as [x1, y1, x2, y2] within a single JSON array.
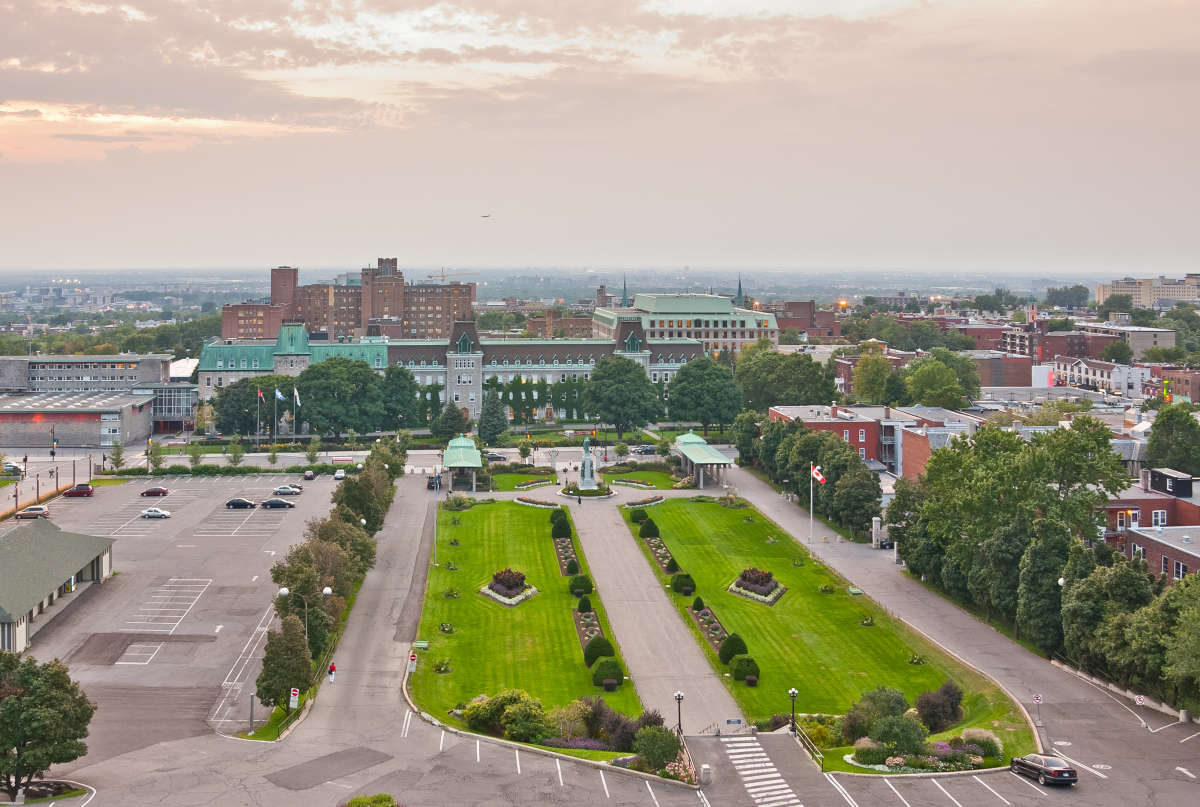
[[720, 736, 803, 807]]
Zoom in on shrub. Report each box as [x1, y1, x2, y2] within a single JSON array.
[[665, 557, 679, 573], [736, 567, 779, 596], [692, 596, 705, 612], [551, 519, 572, 539], [962, 728, 1002, 758], [630, 508, 648, 524], [638, 518, 659, 538], [550, 507, 568, 527], [745, 675, 758, 687], [583, 636, 614, 667], [670, 573, 695, 594], [347, 796, 397, 807], [464, 690, 530, 735], [718, 633, 748, 664], [915, 680, 964, 732], [569, 574, 594, 596], [501, 698, 553, 742], [489, 568, 527, 598], [592, 657, 624, 687], [633, 725, 682, 770], [869, 714, 928, 756], [565, 558, 579, 575], [730, 655, 760, 681], [841, 686, 910, 743], [577, 595, 592, 613], [853, 737, 888, 765]]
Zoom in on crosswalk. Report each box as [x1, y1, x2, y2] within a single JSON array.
[[720, 736, 803, 807]]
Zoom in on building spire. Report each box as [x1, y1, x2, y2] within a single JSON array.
[[621, 274, 630, 307], [735, 274, 744, 307]]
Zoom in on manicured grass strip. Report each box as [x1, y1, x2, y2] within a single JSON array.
[[533, 746, 629, 762], [622, 499, 1035, 759], [238, 689, 311, 741], [410, 501, 642, 725], [645, 427, 728, 443], [490, 472, 557, 491], [22, 788, 88, 804], [87, 477, 129, 486], [601, 470, 676, 489]]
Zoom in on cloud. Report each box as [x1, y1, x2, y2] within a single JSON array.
[[52, 133, 152, 142]]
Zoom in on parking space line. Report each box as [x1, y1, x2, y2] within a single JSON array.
[[972, 775, 1010, 805], [556, 758, 563, 786], [932, 780, 962, 807], [1181, 730, 1200, 744], [1054, 751, 1107, 779], [514, 748, 520, 775], [600, 771, 609, 798], [644, 781, 660, 807], [884, 779, 912, 807], [1007, 772, 1046, 796], [824, 773, 859, 807]]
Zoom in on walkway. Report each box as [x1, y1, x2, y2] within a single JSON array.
[[569, 490, 743, 733]]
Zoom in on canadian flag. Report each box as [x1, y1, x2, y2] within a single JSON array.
[[811, 465, 826, 484]]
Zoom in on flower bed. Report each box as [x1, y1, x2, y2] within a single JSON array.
[[489, 567, 527, 598], [560, 485, 614, 498], [515, 496, 560, 509], [727, 580, 787, 606], [573, 608, 604, 648], [688, 605, 729, 651], [610, 478, 654, 489], [641, 532, 676, 574], [479, 584, 539, 607], [515, 479, 554, 490], [621, 495, 665, 508], [728, 567, 786, 605], [554, 535, 579, 575]]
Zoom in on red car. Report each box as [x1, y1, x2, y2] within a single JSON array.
[[63, 484, 94, 497], [140, 486, 169, 497]]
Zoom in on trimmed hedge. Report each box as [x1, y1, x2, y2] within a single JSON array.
[[569, 574, 593, 596], [718, 633, 748, 665], [577, 595, 592, 613], [692, 596, 705, 612], [670, 573, 695, 594], [630, 508, 648, 524], [665, 557, 679, 573], [551, 519, 572, 539], [638, 518, 659, 538], [592, 657, 624, 688], [730, 655, 760, 681], [565, 558, 579, 575], [583, 636, 614, 667]]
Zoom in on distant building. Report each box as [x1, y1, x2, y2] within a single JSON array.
[[0, 391, 154, 448], [963, 350, 1033, 387], [1095, 276, 1200, 309], [593, 293, 777, 357], [1051, 355, 1151, 395], [221, 302, 285, 340], [526, 310, 594, 338], [1000, 326, 1121, 362], [763, 301, 841, 341], [1072, 322, 1176, 360]]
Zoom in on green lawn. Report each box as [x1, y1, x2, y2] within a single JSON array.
[[645, 427, 728, 443], [623, 499, 1034, 758], [410, 501, 642, 724], [602, 470, 676, 489], [490, 472, 557, 491]]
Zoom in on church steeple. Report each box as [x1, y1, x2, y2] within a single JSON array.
[[621, 274, 631, 307], [734, 274, 745, 308]]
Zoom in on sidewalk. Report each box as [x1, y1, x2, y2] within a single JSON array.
[[569, 491, 742, 733]]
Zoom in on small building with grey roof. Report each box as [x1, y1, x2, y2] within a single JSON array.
[[0, 390, 154, 449], [0, 519, 114, 653]]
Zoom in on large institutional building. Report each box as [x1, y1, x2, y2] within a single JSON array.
[[198, 320, 704, 421], [221, 260, 477, 341], [592, 293, 778, 358], [1095, 276, 1200, 309]]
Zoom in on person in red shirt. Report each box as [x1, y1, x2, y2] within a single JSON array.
[[328, 662, 335, 683]]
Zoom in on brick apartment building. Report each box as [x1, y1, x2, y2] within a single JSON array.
[[963, 350, 1033, 386], [768, 404, 882, 463], [1104, 469, 1200, 583], [1160, 367, 1200, 404], [1000, 327, 1122, 363], [526, 310, 595, 338], [948, 323, 1008, 350], [221, 303, 284, 340], [1051, 355, 1151, 395], [763, 301, 841, 341]]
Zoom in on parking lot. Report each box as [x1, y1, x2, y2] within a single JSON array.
[[26, 473, 342, 766]]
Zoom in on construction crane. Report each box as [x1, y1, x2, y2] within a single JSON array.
[[426, 267, 475, 282]]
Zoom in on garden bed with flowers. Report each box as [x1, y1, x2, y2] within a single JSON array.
[[479, 568, 539, 607], [621, 495, 665, 508], [727, 567, 786, 606], [515, 496, 561, 509]]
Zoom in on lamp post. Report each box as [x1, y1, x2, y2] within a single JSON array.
[[278, 586, 332, 642], [788, 687, 799, 734], [673, 690, 685, 734]]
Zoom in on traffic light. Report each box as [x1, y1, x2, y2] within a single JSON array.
[[591, 429, 597, 436], [50, 439, 57, 459]]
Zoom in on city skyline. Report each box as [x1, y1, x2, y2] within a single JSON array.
[[2, 0, 1197, 272]]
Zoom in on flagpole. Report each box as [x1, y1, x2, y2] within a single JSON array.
[[809, 462, 814, 545], [256, 392, 261, 451], [273, 395, 277, 447]]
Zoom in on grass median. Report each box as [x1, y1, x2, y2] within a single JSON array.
[[601, 470, 676, 489], [410, 501, 642, 724]]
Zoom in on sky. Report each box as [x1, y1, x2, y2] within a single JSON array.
[[1, 0, 1197, 273]]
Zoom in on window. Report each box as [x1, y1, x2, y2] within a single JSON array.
[[859, 448, 866, 459], [1167, 478, 1174, 492], [858, 429, 866, 442], [240, 359, 247, 369], [1175, 560, 1189, 580], [1131, 542, 1144, 559], [1163, 555, 1170, 575], [453, 393, 460, 403], [216, 360, 224, 370], [843, 429, 850, 441], [1153, 510, 1168, 526], [252, 359, 259, 369]]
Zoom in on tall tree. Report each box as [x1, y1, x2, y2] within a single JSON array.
[[1100, 293, 1134, 319], [211, 374, 296, 436], [583, 356, 662, 440], [477, 391, 508, 445], [0, 654, 96, 800], [296, 357, 386, 437], [1147, 404, 1200, 476], [1015, 519, 1071, 652], [904, 360, 966, 408], [735, 349, 837, 411], [882, 371, 910, 406], [1100, 340, 1134, 365], [255, 614, 312, 714], [831, 466, 882, 535], [431, 399, 470, 439], [667, 357, 741, 434], [731, 412, 760, 464], [852, 352, 892, 404], [381, 365, 421, 429]]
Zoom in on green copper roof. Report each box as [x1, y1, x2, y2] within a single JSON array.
[[444, 434, 482, 468], [674, 429, 707, 445], [674, 430, 731, 465]]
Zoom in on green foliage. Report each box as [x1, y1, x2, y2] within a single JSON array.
[[841, 686, 909, 743], [148, 442, 166, 472], [614, 442, 629, 457], [0, 654, 97, 800], [305, 436, 321, 464], [583, 355, 663, 440], [904, 359, 965, 408], [1147, 404, 1200, 476], [502, 697, 554, 742], [915, 680, 963, 732], [692, 596, 705, 612], [730, 655, 760, 681], [518, 438, 534, 460], [267, 446, 278, 466], [1100, 340, 1134, 364], [108, 440, 124, 469], [852, 352, 892, 404], [629, 508, 648, 524], [633, 725, 682, 770], [734, 349, 837, 412], [831, 467, 882, 535], [583, 636, 614, 667], [1044, 284, 1089, 308], [346, 795, 397, 807], [592, 657, 624, 688], [255, 614, 311, 713], [638, 518, 659, 538], [869, 713, 928, 755], [668, 357, 741, 434], [670, 572, 694, 593], [432, 399, 471, 439], [1015, 519, 1071, 653], [382, 365, 421, 429], [226, 436, 245, 466], [1100, 293, 1133, 319], [852, 738, 889, 765], [211, 374, 298, 436], [464, 690, 532, 735], [186, 441, 204, 469], [731, 412, 760, 463], [333, 467, 394, 534], [577, 595, 592, 613], [551, 519, 572, 539], [296, 357, 387, 438], [718, 633, 748, 664], [477, 390, 509, 445], [565, 558, 580, 575], [569, 574, 594, 596], [665, 557, 679, 573]]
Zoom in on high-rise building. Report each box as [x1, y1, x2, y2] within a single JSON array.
[[593, 293, 777, 357], [1095, 276, 1199, 309]]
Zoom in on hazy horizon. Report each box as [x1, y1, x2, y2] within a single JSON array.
[[2, 1, 1197, 274]]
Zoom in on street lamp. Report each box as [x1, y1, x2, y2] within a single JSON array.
[[278, 586, 332, 641], [673, 690, 685, 734], [788, 687, 799, 734]]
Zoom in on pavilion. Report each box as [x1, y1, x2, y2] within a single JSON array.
[[443, 434, 482, 491], [674, 430, 732, 490]]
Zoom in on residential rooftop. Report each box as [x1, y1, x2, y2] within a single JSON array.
[[0, 391, 155, 413], [1129, 525, 1200, 561]]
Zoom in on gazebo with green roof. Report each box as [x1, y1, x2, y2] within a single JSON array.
[[674, 429, 732, 490], [443, 434, 483, 492]]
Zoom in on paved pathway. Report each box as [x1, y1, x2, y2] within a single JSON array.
[[570, 490, 743, 733]]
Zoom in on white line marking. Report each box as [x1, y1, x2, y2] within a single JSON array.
[[476, 739, 480, 763], [932, 780, 963, 807], [400, 709, 413, 738], [514, 748, 520, 775], [556, 758, 563, 786], [176, 544, 196, 548], [1181, 730, 1200, 744], [264, 550, 276, 556], [1177, 766, 1196, 779], [824, 773, 859, 807], [645, 781, 661, 807], [325, 781, 352, 789], [885, 779, 912, 807], [439, 729, 445, 752], [600, 771, 610, 799], [697, 790, 711, 807], [251, 575, 259, 582], [1055, 751, 1107, 779], [972, 775, 1011, 805], [1149, 720, 1185, 733], [211, 603, 273, 719], [1008, 772, 1046, 796]]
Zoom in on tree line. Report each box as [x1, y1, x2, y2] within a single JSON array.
[[851, 346, 981, 409], [0, 314, 220, 360]]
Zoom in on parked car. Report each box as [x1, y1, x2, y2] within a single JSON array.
[[632, 445, 656, 455], [303, 470, 315, 480], [426, 476, 439, 490], [2, 462, 24, 477], [63, 483, 94, 497], [271, 485, 301, 496], [225, 497, 256, 509], [260, 498, 295, 509], [140, 507, 171, 519], [16, 505, 49, 519], [878, 539, 894, 550], [485, 452, 505, 462], [287, 483, 303, 491], [1010, 755, 1078, 786], [140, 486, 169, 497], [333, 469, 346, 480]]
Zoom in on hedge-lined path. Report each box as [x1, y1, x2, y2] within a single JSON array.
[[567, 491, 742, 734]]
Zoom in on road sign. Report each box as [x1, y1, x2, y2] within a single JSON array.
[[1136, 695, 1145, 706], [1032, 693, 1043, 704], [725, 718, 742, 725], [410, 653, 418, 663], [288, 688, 299, 710]]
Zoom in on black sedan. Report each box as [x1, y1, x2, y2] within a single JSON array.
[[260, 498, 295, 509], [225, 498, 256, 509], [1010, 754, 1078, 786], [485, 452, 506, 462]]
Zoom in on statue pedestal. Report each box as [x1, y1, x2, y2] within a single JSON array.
[[579, 456, 598, 490]]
